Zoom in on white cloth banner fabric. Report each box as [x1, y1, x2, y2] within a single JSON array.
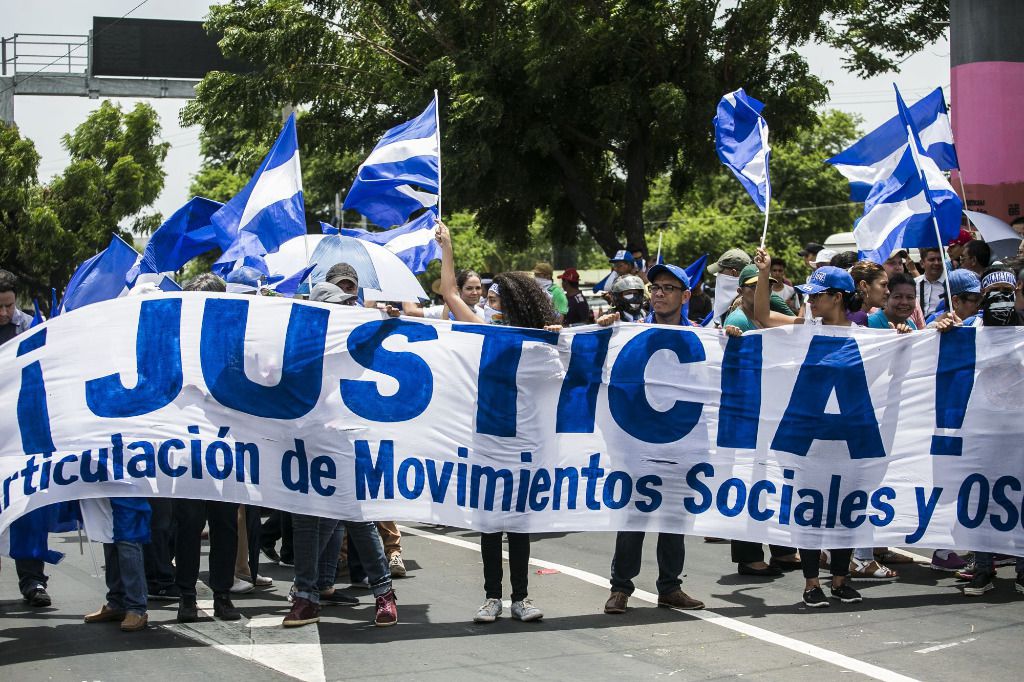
[[2, 293, 1023, 554]]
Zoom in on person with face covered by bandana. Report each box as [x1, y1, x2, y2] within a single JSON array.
[[608, 274, 647, 321], [962, 268, 1023, 328]]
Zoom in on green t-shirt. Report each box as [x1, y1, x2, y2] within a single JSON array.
[[549, 284, 569, 315], [723, 307, 757, 332]]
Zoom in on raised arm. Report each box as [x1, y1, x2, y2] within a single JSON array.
[[435, 221, 480, 323], [753, 247, 801, 327]]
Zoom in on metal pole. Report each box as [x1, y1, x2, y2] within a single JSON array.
[[906, 123, 954, 305], [434, 89, 442, 218]]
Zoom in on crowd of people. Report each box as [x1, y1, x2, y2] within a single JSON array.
[[1, 218, 1023, 631]]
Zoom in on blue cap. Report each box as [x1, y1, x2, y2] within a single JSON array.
[[947, 269, 981, 296], [796, 266, 855, 294], [647, 263, 691, 290], [610, 249, 635, 264]]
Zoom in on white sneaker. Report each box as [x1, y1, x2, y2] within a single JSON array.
[[511, 599, 543, 622], [253, 574, 274, 587], [230, 577, 255, 594], [388, 552, 407, 578], [473, 597, 502, 623]]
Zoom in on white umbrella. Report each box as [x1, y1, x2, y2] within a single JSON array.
[[964, 210, 1022, 260], [265, 234, 428, 302]]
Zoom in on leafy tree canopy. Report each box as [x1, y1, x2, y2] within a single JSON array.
[[0, 101, 168, 309], [183, 0, 945, 258]]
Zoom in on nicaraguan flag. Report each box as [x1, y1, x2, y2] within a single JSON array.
[[853, 86, 962, 265], [343, 98, 439, 228], [337, 211, 440, 274], [827, 87, 958, 201], [213, 114, 306, 270], [130, 197, 227, 280], [60, 234, 141, 313], [714, 88, 771, 212]]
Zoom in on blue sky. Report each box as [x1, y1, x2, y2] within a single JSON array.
[[4, 0, 950, 223]]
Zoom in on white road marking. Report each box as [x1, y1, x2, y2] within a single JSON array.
[[914, 638, 976, 654], [399, 525, 922, 682], [161, 582, 325, 682]]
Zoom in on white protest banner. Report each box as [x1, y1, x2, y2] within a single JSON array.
[[1, 293, 1023, 554]]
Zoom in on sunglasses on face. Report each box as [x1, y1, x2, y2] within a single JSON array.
[[649, 284, 684, 294]]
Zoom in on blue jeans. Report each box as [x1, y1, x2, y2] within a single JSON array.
[[975, 552, 1024, 574], [292, 515, 342, 604], [104, 542, 147, 615], [610, 531, 684, 595], [342, 521, 392, 598]]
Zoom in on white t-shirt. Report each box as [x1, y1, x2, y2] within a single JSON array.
[[914, 274, 946, 317], [774, 283, 796, 305]]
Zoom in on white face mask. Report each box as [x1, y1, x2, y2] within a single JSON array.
[[535, 277, 552, 289], [484, 304, 505, 325]]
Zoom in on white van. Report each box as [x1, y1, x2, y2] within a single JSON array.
[[823, 231, 920, 263]]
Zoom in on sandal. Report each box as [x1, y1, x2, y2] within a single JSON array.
[[874, 548, 915, 564], [849, 558, 899, 581]]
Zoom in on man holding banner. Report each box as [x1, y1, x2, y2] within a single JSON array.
[[604, 262, 705, 615]]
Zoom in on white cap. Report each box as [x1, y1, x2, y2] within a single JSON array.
[[814, 248, 837, 265]]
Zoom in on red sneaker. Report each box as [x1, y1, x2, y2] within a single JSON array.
[[283, 596, 320, 628], [374, 589, 398, 627]]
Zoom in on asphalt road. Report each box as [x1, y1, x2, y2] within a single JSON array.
[[1, 525, 1022, 681]]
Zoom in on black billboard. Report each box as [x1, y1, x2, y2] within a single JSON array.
[[91, 17, 248, 79]]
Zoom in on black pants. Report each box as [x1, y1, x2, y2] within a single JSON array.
[[610, 531, 684, 595], [800, 549, 853, 580], [481, 532, 530, 602], [242, 505, 263, 583], [730, 541, 796, 564], [174, 499, 238, 598], [143, 498, 176, 591], [15, 559, 47, 597], [261, 510, 293, 563]]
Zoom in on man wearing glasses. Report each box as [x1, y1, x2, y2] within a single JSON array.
[[602, 262, 705, 615]]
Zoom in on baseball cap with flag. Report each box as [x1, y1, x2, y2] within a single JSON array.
[[609, 250, 635, 264], [797, 266, 856, 295]]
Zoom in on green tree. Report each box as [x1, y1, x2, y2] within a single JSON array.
[[0, 102, 168, 309], [183, 0, 944, 259]]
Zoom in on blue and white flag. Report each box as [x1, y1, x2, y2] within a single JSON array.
[[213, 114, 306, 270], [130, 197, 227, 281], [827, 87, 958, 202], [343, 99, 440, 228], [714, 88, 771, 212], [337, 211, 440, 274], [60, 234, 140, 313], [30, 300, 43, 328], [852, 87, 962, 265]]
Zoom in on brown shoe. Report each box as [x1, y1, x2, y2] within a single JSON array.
[[120, 612, 148, 632], [604, 591, 629, 614], [84, 604, 126, 623], [657, 590, 705, 610]]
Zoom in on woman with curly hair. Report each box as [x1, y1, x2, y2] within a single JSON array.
[[435, 220, 553, 624]]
